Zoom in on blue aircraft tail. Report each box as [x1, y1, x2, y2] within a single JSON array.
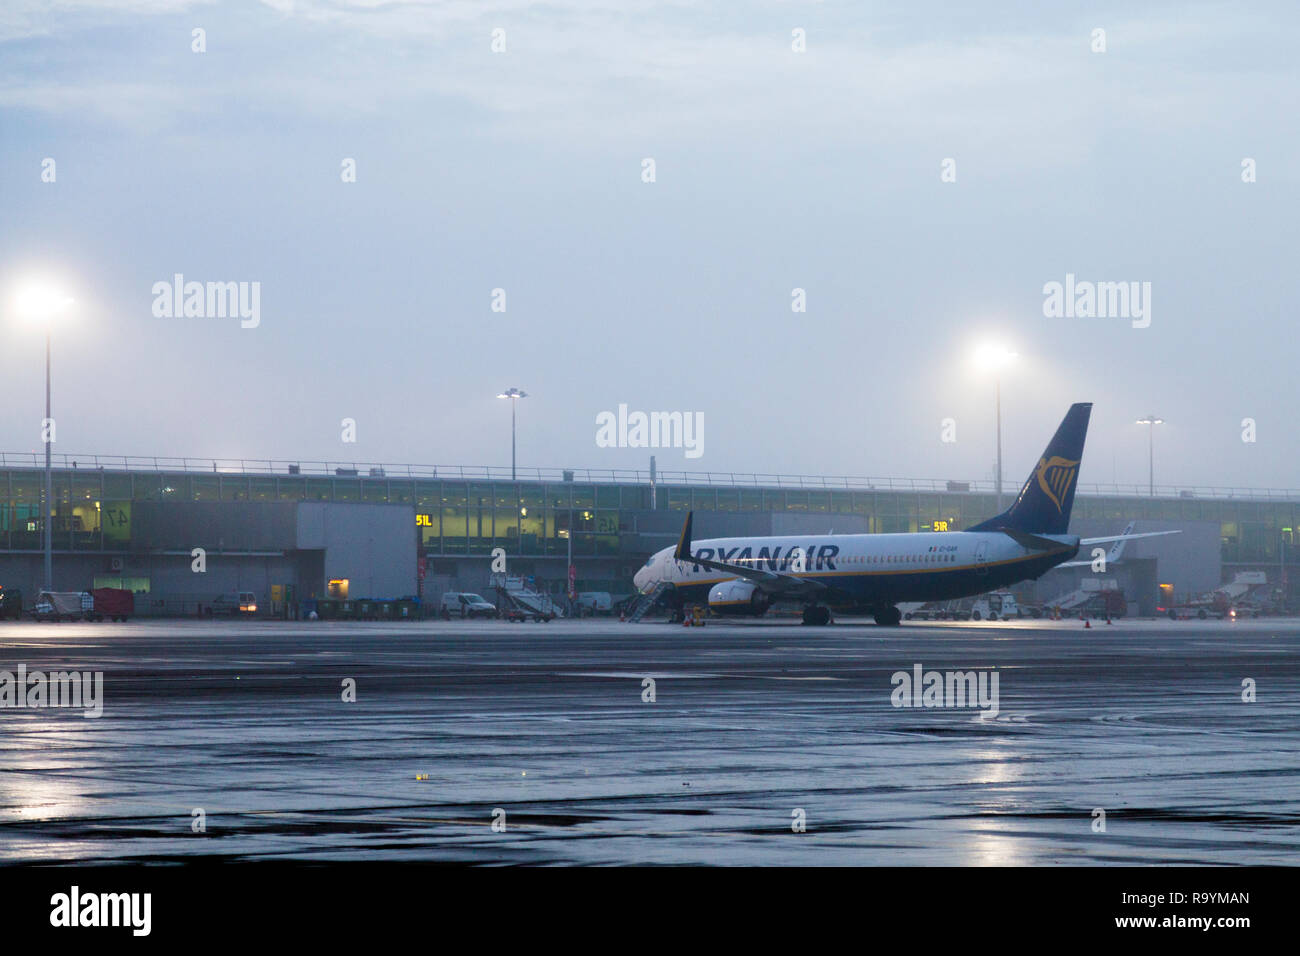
[[968, 403, 1092, 536]]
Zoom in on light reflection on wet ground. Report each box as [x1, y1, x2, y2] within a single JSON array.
[[0, 617, 1296, 864]]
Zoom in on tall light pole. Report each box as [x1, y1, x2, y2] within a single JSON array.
[[15, 283, 74, 592], [973, 345, 1017, 513], [44, 325, 51, 591], [1136, 416, 1164, 496], [496, 388, 527, 480], [566, 496, 574, 613], [1280, 529, 1289, 596], [996, 377, 1002, 510]]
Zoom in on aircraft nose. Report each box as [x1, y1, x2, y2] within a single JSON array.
[[634, 553, 663, 593]]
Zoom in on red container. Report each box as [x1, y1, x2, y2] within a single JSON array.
[[92, 588, 135, 622]]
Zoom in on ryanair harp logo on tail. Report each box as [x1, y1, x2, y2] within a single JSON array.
[[1035, 456, 1080, 512]]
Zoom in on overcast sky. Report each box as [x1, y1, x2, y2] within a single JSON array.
[[2, 1, 1296, 491]]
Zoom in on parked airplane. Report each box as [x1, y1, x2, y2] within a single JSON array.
[[1055, 520, 1138, 570], [631, 403, 1177, 625]]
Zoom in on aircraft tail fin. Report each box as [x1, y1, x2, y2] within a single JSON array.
[[968, 403, 1091, 536], [674, 511, 694, 562]]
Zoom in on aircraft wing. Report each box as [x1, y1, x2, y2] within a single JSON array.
[[1057, 528, 1181, 567], [1058, 556, 1102, 567], [1078, 530, 1181, 545], [995, 528, 1074, 552], [673, 512, 827, 596]]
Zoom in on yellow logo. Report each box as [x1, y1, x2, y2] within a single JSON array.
[[1035, 456, 1079, 511]]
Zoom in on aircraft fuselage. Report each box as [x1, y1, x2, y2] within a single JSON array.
[[634, 530, 1080, 609]]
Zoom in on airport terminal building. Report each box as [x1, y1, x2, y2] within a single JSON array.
[[0, 454, 1296, 616]]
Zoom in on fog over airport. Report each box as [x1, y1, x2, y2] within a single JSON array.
[[2, 1, 1296, 489]]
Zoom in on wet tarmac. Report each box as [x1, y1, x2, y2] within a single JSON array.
[[0, 616, 1296, 865]]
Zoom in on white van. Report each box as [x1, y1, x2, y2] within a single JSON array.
[[577, 592, 612, 616], [211, 592, 258, 616], [970, 592, 1019, 621], [439, 592, 497, 619]]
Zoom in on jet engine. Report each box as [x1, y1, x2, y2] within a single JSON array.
[[708, 580, 771, 617]]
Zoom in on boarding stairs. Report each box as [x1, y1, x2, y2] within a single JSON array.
[[624, 582, 674, 622], [1045, 577, 1119, 613], [490, 574, 565, 620]]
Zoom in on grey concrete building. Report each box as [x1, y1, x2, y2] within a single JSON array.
[[1, 457, 1295, 616]]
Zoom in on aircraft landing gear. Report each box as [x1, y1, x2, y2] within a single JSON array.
[[873, 605, 902, 627], [801, 605, 832, 626]]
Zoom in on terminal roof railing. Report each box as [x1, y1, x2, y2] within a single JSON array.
[[2, 451, 1299, 502]]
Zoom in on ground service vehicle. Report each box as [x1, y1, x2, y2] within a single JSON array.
[[502, 605, 553, 622], [90, 587, 134, 622], [1078, 590, 1128, 619], [31, 591, 93, 622], [1166, 572, 1269, 620], [0, 586, 21, 620], [210, 592, 258, 616], [577, 592, 612, 616], [439, 592, 498, 619], [970, 592, 1020, 621]]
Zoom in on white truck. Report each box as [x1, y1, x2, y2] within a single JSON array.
[[969, 591, 1020, 621], [31, 591, 94, 622], [577, 591, 612, 616]]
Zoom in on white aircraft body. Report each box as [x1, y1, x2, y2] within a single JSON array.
[[631, 403, 1177, 625]]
